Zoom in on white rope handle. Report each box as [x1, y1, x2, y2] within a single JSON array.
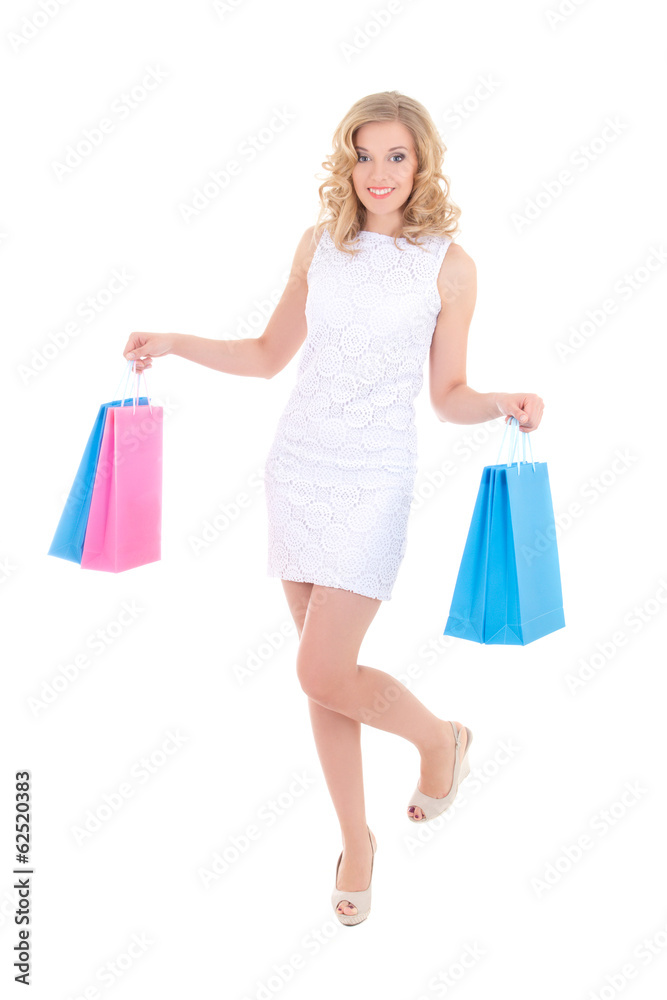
[[113, 359, 153, 414], [495, 416, 535, 475]]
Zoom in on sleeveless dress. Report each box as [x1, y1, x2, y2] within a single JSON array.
[[263, 226, 452, 601]]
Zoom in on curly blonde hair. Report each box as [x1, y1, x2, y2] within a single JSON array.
[[312, 90, 461, 255]]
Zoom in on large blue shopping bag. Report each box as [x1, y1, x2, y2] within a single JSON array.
[[443, 417, 565, 645], [48, 362, 151, 564]]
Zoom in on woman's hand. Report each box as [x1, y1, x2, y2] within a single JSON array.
[[122, 332, 178, 372], [495, 392, 545, 431]]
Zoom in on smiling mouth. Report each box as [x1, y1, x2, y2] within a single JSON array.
[[368, 187, 394, 198]]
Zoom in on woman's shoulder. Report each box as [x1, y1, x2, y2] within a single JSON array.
[[289, 225, 326, 282], [436, 240, 477, 295], [436, 239, 474, 268]]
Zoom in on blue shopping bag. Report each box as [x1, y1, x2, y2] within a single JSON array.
[[439, 464, 495, 643], [443, 417, 565, 645], [48, 362, 151, 564]]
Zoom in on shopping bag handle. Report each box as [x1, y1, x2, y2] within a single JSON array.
[[113, 360, 153, 415], [495, 415, 535, 475]]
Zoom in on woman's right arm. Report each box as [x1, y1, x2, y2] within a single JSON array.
[[123, 225, 319, 379]]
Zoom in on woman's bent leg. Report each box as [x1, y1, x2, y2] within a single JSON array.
[[296, 585, 468, 810]]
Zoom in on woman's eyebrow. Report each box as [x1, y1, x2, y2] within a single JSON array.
[[354, 145, 409, 152]]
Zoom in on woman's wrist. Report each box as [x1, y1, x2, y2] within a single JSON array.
[[489, 391, 503, 416], [443, 385, 504, 423], [169, 333, 186, 356]]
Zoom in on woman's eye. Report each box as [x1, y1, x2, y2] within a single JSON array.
[[357, 154, 405, 162]]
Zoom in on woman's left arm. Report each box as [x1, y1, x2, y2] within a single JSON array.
[[428, 244, 545, 431]]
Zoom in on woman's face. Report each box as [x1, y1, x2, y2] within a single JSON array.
[[351, 120, 417, 229]]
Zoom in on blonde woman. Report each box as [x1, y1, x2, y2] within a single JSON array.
[[123, 90, 544, 926]]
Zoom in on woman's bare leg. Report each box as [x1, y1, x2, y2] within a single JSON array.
[[282, 581, 374, 917], [296, 584, 468, 820]]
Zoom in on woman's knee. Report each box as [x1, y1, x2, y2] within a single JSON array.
[[296, 651, 340, 706]]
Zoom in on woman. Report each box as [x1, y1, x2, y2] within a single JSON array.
[[123, 90, 544, 927]]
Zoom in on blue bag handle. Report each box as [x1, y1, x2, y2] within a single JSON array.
[[495, 415, 535, 476], [112, 360, 153, 415]]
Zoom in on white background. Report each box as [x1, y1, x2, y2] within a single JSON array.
[[2, 0, 666, 997]]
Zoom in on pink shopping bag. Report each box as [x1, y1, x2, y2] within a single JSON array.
[[81, 373, 163, 573]]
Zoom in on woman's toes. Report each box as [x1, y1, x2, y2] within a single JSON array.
[[337, 900, 357, 915], [408, 805, 424, 820]]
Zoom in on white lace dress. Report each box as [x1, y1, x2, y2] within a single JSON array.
[[263, 226, 452, 601]]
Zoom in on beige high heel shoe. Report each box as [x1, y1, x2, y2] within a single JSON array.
[[407, 722, 474, 822], [331, 826, 377, 926]]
